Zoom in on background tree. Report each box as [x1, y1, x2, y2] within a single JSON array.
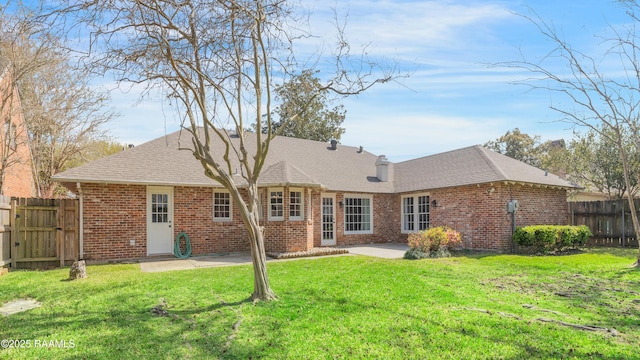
[[19, 44, 116, 198], [57, 0, 393, 300], [565, 127, 640, 199], [484, 128, 543, 167], [0, 2, 48, 195], [1, 1, 116, 198], [507, 3, 640, 266], [484, 128, 568, 176], [262, 70, 346, 142]]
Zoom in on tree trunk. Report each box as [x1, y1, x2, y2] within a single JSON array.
[[69, 260, 87, 280], [248, 222, 277, 301], [614, 132, 640, 267], [235, 183, 277, 301]]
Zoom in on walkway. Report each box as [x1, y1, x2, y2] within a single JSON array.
[[139, 243, 408, 273]]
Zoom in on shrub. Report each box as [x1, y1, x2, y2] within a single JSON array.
[[404, 248, 429, 260], [513, 225, 592, 252], [405, 227, 462, 259], [429, 247, 452, 258]]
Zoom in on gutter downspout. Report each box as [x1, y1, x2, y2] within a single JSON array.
[[76, 182, 84, 259]]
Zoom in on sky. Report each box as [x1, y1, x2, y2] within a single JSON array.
[[102, 0, 633, 162]]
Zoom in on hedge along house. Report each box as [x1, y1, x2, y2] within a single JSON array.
[[52, 129, 578, 261]]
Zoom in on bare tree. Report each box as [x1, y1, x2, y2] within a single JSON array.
[[19, 48, 115, 198], [55, 0, 393, 300], [505, 5, 640, 266], [0, 2, 48, 195], [2, 2, 115, 197]]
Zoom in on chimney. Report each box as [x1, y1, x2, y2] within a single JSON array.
[[330, 139, 338, 151], [376, 155, 390, 182]]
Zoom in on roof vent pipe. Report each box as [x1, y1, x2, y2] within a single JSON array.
[[376, 155, 390, 182], [330, 139, 338, 150]]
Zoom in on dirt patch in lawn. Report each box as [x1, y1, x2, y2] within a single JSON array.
[[483, 272, 640, 319], [0, 299, 41, 316]]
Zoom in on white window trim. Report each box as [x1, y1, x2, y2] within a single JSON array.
[[268, 187, 285, 221], [401, 193, 430, 234], [343, 194, 374, 235], [213, 190, 233, 222], [258, 189, 264, 221], [289, 188, 304, 221]]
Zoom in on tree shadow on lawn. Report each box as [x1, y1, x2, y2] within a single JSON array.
[[0, 290, 258, 359], [583, 246, 639, 259]]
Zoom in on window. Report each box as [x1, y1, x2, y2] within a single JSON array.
[[213, 191, 232, 221], [151, 193, 169, 223], [344, 195, 373, 234], [269, 188, 284, 221], [402, 197, 415, 232], [289, 189, 303, 221], [402, 194, 430, 233]]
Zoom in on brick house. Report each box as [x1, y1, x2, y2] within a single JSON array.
[[52, 130, 577, 261], [0, 66, 36, 198]]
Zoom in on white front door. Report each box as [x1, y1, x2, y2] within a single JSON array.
[[147, 186, 174, 255], [321, 194, 336, 246]]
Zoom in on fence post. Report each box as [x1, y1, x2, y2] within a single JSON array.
[[58, 199, 64, 267], [622, 205, 626, 247], [10, 199, 16, 269]]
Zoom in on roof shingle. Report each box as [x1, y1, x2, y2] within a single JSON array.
[[52, 130, 579, 192]]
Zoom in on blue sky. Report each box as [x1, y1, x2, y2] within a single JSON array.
[[104, 0, 631, 162]]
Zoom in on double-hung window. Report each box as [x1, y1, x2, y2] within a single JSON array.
[[401, 194, 430, 233], [344, 195, 373, 234], [289, 189, 303, 221], [213, 191, 232, 222], [269, 188, 284, 221]]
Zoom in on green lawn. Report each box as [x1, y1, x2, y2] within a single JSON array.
[[0, 248, 639, 359]]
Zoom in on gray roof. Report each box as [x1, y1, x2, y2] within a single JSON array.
[[52, 129, 578, 193], [393, 145, 577, 193], [53, 129, 393, 193]]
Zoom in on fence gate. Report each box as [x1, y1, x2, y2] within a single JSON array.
[[10, 198, 79, 269]]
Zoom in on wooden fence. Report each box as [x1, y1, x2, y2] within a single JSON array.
[[0, 195, 11, 267], [0, 197, 79, 269], [569, 199, 639, 247]]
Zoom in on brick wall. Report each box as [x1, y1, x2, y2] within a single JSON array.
[[422, 183, 568, 251], [80, 183, 315, 260], [174, 186, 250, 254], [0, 73, 35, 198], [312, 191, 398, 247], [262, 187, 312, 252], [81, 183, 147, 260], [78, 182, 569, 260]]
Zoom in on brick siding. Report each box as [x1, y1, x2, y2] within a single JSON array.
[[0, 73, 35, 197], [77, 182, 569, 260], [401, 183, 568, 251], [81, 183, 147, 260]]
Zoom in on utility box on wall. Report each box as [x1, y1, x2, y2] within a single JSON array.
[[507, 200, 519, 213]]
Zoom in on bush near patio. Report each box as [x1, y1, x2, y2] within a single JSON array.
[[513, 225, 592, 253], [405, 226, 462, 259]]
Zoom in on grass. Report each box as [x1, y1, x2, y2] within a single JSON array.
[[0, 248, 639, 359]]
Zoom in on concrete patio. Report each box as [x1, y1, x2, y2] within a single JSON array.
[[139, 243, 408, 273]]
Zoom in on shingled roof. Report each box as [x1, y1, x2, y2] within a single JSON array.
[[52, 129, 579, 193], [52, 129, 394, 193], [393, 145, 577, 193]]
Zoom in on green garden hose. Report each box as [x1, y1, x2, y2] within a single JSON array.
[[174, 231, 192, 258]]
